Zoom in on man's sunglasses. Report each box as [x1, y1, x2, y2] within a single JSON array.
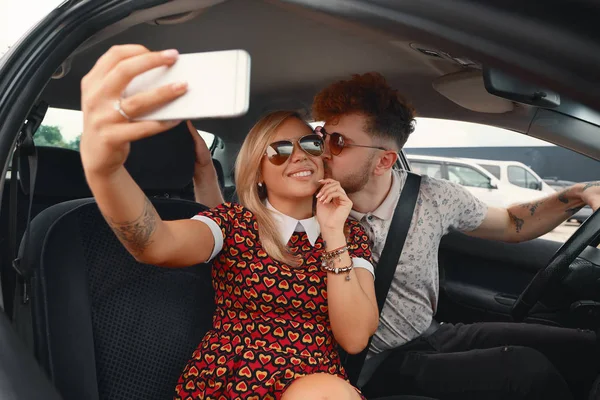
[[315, 126, 387, 156], [265, 134, 325, 165]]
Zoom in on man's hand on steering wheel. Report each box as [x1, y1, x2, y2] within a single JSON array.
[[511, 181, 600, 322], [579, 182, 600, 211]]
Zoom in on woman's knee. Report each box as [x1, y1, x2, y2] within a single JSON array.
[[282, 372, 361, 400]]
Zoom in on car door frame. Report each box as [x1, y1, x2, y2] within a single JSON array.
[[0, 0, 171, 200], [405, 157, 575, 325], [0, 0, 599, 397], [0, 2, 172, 398]]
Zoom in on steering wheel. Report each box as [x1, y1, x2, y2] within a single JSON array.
[[511, 207, 600, 322]]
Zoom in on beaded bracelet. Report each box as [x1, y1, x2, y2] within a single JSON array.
[[321, 245, 348, 261], [321, 261, 354, 281], [321, 246, 347, 269]]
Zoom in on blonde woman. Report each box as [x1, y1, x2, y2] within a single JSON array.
[[80, 45, 378, 400]]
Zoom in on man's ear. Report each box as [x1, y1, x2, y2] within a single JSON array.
[[374, 150, 398, 176]]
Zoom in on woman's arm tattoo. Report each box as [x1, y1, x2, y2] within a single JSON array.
[[106, 197, 158, 257]]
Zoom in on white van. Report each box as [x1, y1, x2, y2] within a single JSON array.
[[460, 158, 555, 196], [406, 155, 551, 207]]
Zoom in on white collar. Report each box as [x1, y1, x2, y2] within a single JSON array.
[[265, 200, 320, 246]]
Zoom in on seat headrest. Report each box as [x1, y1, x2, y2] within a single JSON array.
[[20, 122, 195, 197], [19, 146, 91, 197], [123, 122, 195, 192]]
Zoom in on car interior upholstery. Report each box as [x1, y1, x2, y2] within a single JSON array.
[[12, 122, 215, 400], [1, 1, 600, 399], [38, 0, 546, 176], [8, 99, 433, 400]]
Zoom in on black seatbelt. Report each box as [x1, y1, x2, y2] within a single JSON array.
[[9, 102, 46, 308], [345, 171, 422, 385], [8, 108, 101, 399], [13, 134, 37, 305], [4, 147, 20, 311]]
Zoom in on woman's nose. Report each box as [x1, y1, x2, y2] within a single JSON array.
[[289, 142, 308, 162]]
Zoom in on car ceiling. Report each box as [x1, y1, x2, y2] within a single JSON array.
[[40, 0, 542, 144]]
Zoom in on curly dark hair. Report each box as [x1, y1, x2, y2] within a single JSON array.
[[312, 72, 416, 150]]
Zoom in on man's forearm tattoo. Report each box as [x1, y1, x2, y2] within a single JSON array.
[[519, 200, 545, 216], [558, 189, 570, 204], [583, 182, 600, 191], [508, 210, 525, 233], [107, 196, 157, 257]]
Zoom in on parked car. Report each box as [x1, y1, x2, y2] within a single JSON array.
[[545, 178, 593, 223], [407, 154, 557, 207], [407, 154, 511, 207], [0, 1, 599, 399], [460, 158, 556, 196]]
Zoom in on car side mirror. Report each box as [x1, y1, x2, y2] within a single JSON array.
[[528, 181, 542, 191], [489, 178, 499, 189]]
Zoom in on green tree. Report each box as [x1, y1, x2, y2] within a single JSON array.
[[33, 125, 81, 151], [67, 134, 81, 151], [35, 125, 66, 147]]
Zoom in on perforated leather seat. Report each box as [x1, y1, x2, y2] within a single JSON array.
[[22, 198, 214, 400], [14, 123, 216, 400]]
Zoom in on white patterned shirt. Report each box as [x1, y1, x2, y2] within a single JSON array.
[[350, 169, 488, 356]]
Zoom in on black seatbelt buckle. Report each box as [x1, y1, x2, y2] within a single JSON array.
[[12, 258, 30, 304], [12, 257, 24, 276]]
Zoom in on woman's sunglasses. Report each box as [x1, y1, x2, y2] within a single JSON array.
[[315, 126, 387, 156], [265, 134, 325, 166]]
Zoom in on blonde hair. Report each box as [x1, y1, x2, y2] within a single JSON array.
[[235, 110, 312, 266]]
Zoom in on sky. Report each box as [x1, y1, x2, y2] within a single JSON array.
[[0, 0, 62, 56], [0, 0, 554, 148]]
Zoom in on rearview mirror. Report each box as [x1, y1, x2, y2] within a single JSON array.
[[483, 67, 560, 108], [489, 178, 499, 189]]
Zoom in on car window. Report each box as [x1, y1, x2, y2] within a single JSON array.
[[34, 124, 81, 150], [404, 117, 600, 243], [410, 161, 442, 178], [33, 107, 216, 151], [524, 169, 539, 190], [479, 164, 501, 179], [507, 166, 526, 187], [447, 164, 491, 188], [508, 166, 539, 189]]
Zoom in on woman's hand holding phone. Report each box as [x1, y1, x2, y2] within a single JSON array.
[[80, 44, 251, 178], [80, 45, 187, 177]]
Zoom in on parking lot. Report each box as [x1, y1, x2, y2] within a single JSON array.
[[541, 221, 579, 243]]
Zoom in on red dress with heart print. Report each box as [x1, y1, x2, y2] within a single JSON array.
[[174, 203, 372, 400]]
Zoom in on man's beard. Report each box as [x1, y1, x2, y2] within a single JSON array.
[[324, 157, 372, 194]]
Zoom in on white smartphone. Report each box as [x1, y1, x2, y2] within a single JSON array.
[[122, 49, 251, 120]]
